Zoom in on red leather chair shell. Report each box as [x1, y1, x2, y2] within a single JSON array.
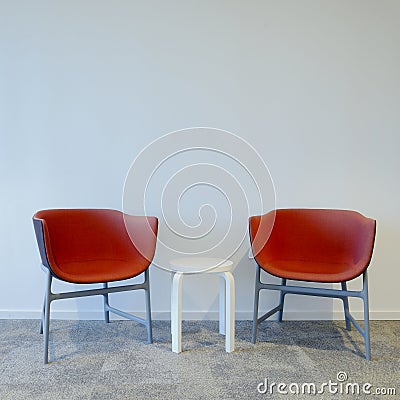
[[249, 209, 376, 283], [33, 209, 158, 284]]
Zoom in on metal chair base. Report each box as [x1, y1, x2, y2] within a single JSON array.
[[252, 266, 371, 360], [40, 267, 153, 364]]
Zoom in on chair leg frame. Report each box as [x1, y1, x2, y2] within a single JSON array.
[[40, 266, 153, 364], [252, 265, 371, 360]]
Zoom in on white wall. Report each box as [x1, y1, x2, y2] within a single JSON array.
[[1, 0, 399, 320]]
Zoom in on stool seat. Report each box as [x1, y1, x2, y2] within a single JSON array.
[[169, 257, 233, 273], [168, 257, 235, 353]]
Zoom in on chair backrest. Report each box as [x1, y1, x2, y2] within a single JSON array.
[[33, 209, 158, 280], [249, 209, 376, 280]]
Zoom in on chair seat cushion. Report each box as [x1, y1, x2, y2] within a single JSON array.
[[250, 209, 376, 283], [55, 259, 148, 284], [33, 209, 158, 284], [262, 260, 357, 283]]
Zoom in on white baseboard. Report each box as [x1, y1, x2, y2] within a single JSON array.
[[1, 310, 399, 320]]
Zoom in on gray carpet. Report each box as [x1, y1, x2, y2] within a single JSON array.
[[0, 320, 398, 399]]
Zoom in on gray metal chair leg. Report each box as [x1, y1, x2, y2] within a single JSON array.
[[252, 266, 372, 360], [43, 270, 52, 364], [38, 267, 154, 363], [277, 278, 287, 322], [362, 272, 371, 360], [341, 281, 351, 331], [103, 282, 110, 323], [40, 296, 45, 334], [144, 270, 153, 344], [252, 266, 261, 344]]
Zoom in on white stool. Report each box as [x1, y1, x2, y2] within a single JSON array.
[[169, 257, 235, 353]]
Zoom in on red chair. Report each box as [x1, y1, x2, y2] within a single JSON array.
[[249, 209, 376, 360], [33, 209, 158, 363]]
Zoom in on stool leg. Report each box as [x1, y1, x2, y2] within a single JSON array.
[[171, 272, 184, 353], [219, 276, 226, 335], [223, 271, 235, 353]]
